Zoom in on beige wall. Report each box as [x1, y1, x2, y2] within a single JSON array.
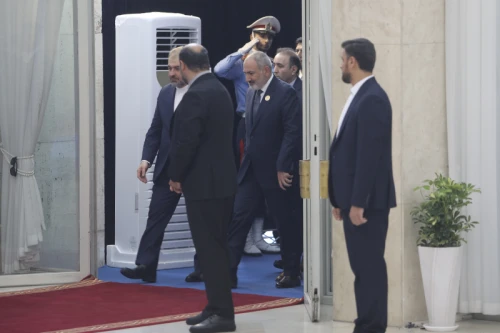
[[330, 0, 447, 326]]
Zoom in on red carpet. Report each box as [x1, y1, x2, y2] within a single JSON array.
[[0, 276, 303, 333]]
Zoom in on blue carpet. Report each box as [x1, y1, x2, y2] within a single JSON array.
[[98, 254, 303, 299]]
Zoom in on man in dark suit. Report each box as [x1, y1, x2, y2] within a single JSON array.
[[227, 51, 302, 289], [328, 38, 396, 333], [168, 44, 237, 333], [273, 47, 302, 103], [272, 47, 304, 280], [119, 47, 192, 283]]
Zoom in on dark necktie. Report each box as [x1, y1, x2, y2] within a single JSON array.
[[252, 89, 263, 122]]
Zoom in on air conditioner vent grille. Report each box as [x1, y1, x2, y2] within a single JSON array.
[[156, 27, 199, 71]]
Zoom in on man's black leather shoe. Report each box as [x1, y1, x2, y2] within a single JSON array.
[[185, 271, 204, 282], [120, 265, 156, 283], [273, 259, 283, 269], [275, 275, 301, 288], [186, 312, 210, 326], [189, 315, 236, 333]]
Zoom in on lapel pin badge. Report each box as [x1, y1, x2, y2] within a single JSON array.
[[265, 95, 271, 101]]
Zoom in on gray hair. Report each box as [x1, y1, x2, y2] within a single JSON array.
[[245, 51, 272, 70]]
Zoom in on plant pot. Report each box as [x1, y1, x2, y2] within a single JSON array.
[[418, 246, 462, 332]]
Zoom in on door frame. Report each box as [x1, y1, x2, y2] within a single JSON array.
[[0, 0, 96, 287], [302, 0, 334, 321]]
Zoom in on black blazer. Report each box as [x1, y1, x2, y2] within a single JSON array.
[[293, 77, 303, 105], [168, 73, 237, 200], [328, 77, 397, 210], [141, 84, 175, 183], [238, 76, 302, 188]]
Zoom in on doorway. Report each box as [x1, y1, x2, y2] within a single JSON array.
[[99, 0, 333, 321]]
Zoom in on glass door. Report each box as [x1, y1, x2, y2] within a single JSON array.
[[0, 0, 94, 287], [302, 0, 333, 321]]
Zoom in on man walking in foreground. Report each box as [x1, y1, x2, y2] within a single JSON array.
[[168, 44, 237, 333], [119, 46, 189, 283], [328, 38, 396, 333]]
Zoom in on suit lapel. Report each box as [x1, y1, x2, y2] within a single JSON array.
[[334, 78, 375, 143], [166, 85, 175, 119], [250, 77, 278, 133], [293, 78, 302, 94], [166, 85, 176, 137]]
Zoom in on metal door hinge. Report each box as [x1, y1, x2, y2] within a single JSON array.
[[299, 160, 311, 199], [319, 160, 329, 199]]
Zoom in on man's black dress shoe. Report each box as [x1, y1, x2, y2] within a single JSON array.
[[186, 312, 210, 325], [185, 271, 204, 282], [273, 259, 283, 269], [275, 275, 301, 288], [120, 265, 156, 283], [189, 315, 236, 333]]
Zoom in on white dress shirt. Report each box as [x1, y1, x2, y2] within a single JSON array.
[[142, 84, 189, 166], [258, 75, 274, 102], [336, 75, 374, 137], [173, 85, 188, 111]]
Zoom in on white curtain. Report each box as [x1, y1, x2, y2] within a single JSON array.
[[0, 0, 65, 274], [446, 0, 500, 315]]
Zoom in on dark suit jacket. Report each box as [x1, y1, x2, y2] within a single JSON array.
[[141, 84, 176, 183], [238, 76, 302, 189], [168, 73, 237, 201], [293, 77, 303, 105], [292, 77, 303, 160], [328, 77, 396, 210]]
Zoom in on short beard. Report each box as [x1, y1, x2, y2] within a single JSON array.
[[256, 43, 269, 53], [342, 72, 351, 84], [180, 73, 189, 85], [175, 80, 187, 88]]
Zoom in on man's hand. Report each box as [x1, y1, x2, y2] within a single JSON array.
[[332, 208, 342, 221], [277, 171, 293, 191], [137, 161, 149, 184], [349, 206, 367, 226], [238, 38, 259, 55], [169, 180, 182, 194]]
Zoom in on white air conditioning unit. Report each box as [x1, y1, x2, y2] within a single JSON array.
[[107, 12, 201, 270]]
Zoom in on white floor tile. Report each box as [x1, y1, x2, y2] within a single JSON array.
[[105, 305, 500, 333]]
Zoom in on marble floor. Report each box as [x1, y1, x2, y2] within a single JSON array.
[[106, 305, 500, 333]]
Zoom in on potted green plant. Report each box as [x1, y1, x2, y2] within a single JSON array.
[[411, 173, 480, 332]]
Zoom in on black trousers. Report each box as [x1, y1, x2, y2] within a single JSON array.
[[135, 173, 181, 269], [185, 196, 235, 319], [228, 166, 302, 276], [342, 208, 389, 333]]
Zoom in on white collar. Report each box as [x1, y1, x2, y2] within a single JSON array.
[[350, 75, 374, 95], [189, 70, 211, 86], [176, 84, 189, 93], [259, 75, 274, 95]]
